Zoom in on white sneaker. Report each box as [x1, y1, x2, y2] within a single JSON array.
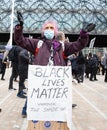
[[80, 82, 84, 85], [72, 79, 78, 84]]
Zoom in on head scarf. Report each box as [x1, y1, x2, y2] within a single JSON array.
[[41, 19, 58, 37]]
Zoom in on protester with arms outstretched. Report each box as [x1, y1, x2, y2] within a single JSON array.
[[14, 11, 96, 117]]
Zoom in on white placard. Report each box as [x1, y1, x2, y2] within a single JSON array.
[[89, 37, 96, 48], [27, 65, 72, 121]]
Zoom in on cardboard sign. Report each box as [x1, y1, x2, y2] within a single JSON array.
[[27, 121, 69, 130], [27, 65, 72, 122]]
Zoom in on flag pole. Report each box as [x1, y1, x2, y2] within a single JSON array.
[[9, 0, 15, 45], [2, 0, 15, 62]]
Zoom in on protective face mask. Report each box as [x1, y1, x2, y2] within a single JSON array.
[[44, 30, 54, 40]]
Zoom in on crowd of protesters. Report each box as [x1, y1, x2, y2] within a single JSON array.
[[68, 51, 107, 83], [0, 42, 107, 115], [1, 48, 107, 113], [1, 47, 106, 87]]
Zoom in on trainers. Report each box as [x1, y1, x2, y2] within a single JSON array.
[[22, 113, 27, 118], [19, 90, 27, 95], [1, 78, 5, 80], [14, 79, 18, 82], [90, 79, 94, 81], [23, 87, 27, 89], [94, 79, 98, 81], [17, 93, 27, 99], [21, 91, 27, 95], [72, 104, 77, 108], [9, 88, 17, 90], [72, 79, 78, 84], [80, 82, 84, 85]]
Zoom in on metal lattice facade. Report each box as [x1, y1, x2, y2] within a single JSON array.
[[0, 0, 107, 34]]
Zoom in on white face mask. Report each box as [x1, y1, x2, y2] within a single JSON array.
[[44, 29, 54, 40]]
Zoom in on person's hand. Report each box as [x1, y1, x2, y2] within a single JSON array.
[[17, 11, 23, 26], [82, 22, 96, 32]]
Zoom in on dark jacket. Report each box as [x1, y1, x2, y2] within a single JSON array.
[[8, 45, 23, 64], [18, 49, 29, 78], [18, 49, 29, 68], [89, 54, 99, 68], [14, 26, 89, 66], [77, 51, 85, 65]]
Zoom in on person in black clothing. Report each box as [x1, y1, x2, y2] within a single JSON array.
[[17, 49, 30, 98], [102, 51, 107, 82], [89, 54, 99, 81], [8, 45, 23, 90], [84, 54, 91, 78], [76, 51, 85, 83], [68, 53, 78, 80], [101, 56, 105, 75], [0, 52, 7, 80], [1, 58, 7, 80]]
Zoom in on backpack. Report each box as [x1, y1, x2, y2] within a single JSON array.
[[34, 40, 67, 59], [8, 47, 15, 61]]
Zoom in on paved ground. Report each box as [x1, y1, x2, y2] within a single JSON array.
[[0, 68, 27, 130], [0, 67, 107, 130]]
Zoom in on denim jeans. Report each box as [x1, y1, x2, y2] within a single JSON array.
[[22, 99, 27, 115]]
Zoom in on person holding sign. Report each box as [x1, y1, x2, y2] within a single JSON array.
[[14, 11, 96, 129]]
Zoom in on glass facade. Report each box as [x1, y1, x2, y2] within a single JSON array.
[[0, 0, 107, 34]]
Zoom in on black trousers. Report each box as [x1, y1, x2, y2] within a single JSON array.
[[105, 69, 107, 82], [9, 63, 18, 89], [18, 74, 26, 92], [90, 67, 97, 80]]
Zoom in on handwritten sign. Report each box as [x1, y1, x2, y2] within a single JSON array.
[[27, 65, 72, 121]]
